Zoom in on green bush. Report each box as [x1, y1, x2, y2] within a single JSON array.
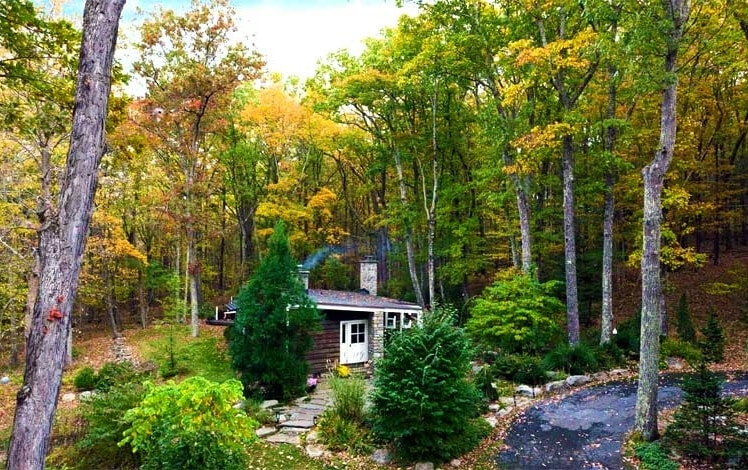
[[542, 343, 599, 375], [466, 269, 564, 355], [371, 306, 486, 463], [73, 367, 97, 391], [316, 411, 373, 455], [95, 361, 142, 392], [664, 362, 747, 464], [77, 382, 146, 468], [733, 397, 748, 413], [699, 310, 725, 363], [660, 338, 702, 366], [633, 441, 678, 470], [473, 366, 499, 401], [513, 355, 548, 386], [675, 293, 696, 342], [120, 377, 258, 470], [329, 375, 367, 423], [593, 341, 627, 369], [614, 312, 641, 358]]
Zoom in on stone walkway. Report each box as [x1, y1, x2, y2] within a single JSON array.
[[254, 380, 334, 451]]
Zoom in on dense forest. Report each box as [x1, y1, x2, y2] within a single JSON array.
[[1, 0, 748, 355]]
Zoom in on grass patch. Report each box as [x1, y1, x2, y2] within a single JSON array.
[[128, 323, 234, 382], [246, 442, 342, 469]]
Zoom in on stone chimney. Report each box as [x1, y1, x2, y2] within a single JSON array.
[[360, 256, 377, 296], [297, 265, 310, 290]]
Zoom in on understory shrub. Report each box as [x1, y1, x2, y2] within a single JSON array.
[[542, 343, 598, 375], [664, 363, 747, 464], [660, 338, 702, 366], [675, 293, 696, 342], [492, 354, 548, 384], [473, 366, 499, 402], [699, 310, 725, 363], [77, 382, 146, 468], [593, 341, 627, 369], [120, 376, 257, 470], [371, 306, 486, 463], [317, 374, 372, 455], [73, 367, 97, 391], [512, 355, 548, 386], [317, 411, 373, 455], [633, 441, 678, 470], [466, 269, 564, 355], [614, 311, 641, 358], [95, 361, 141, 392]]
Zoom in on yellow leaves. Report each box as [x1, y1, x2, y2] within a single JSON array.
[[307, 187, 337, 211], [512, 30, 598, 70], [511, 123, 572, 153]]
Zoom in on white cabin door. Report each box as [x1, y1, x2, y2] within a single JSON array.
[[340, 320, 368, 364]]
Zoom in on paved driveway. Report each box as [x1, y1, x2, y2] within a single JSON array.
[[496, 372, 748, 470]]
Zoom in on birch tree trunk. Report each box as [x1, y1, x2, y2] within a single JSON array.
[[562, 134, 580, 345], [601, 63, 619, 345], [394, 148, 425, 307], [6, 1, 124, 467], [635, 0, 689, 441]]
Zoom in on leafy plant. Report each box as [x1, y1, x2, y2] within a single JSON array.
[[77, 382, 146, 468], [675, 293, 696, 342], [371, 306, 486, 463], [660, 338, 702, 366], [699, 309, 725, 363], [633, 441, 678, 470], [513, 355, 548, 386], [329, 374, 367, 423], [466, 269, 564, 355], [72, 367, 97, 392], [316, 411, 373, 455], [613, 311, 641, 358], [120, 377, 257, 470], [542, 343, 599, 375], [228, 221, 320, 400], [95, 361, 142, 392]]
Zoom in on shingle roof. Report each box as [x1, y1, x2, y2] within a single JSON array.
[[307, 289, 422, 311]]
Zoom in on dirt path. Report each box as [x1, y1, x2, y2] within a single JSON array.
[[496, 372, 748, 470]]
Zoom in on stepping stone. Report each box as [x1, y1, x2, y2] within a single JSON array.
[[265, 433, 301, 445], [278, 426, 309, 435], [260, 399, 279, 409], [282, 419, 315, 428], [255, 427, 277, 438], [290, 412, 319, 421], [300, 403, 326, 411], [306, 444, 326, 458]]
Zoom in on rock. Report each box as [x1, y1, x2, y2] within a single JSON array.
[[499, 407, 513, 417], [515, 385, 541, 397], [306, 444, 326, 458], [592, 372, 608, 381], [61, 392, 76, 402], [610, 368, 628, 376], [545, 380, 566, 393], [1, 376, 10, 385], [371, 448, 392, 465], [305, 430, 319, 444], [484, 416, 498, 428], [499, 397, 516, 407], [565, 375, 592, 387], [450, 459, 462, 467], [666, 357, 685, 370], [415, 463, 434, 470], [261, 399, 279, 409], [265, 433, 301, 445], [488, 403, 502, 412], [283, 419, 316, 429], [255, 427, 277, 438], [79, 390, 96, 400]]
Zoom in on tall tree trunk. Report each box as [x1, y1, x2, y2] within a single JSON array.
[[635, 0, 688, 442], [562, 134, 580, 345], [104, 267, 119, 338], [6, 1, 124, 466], [137, 269, 147, 328], [394, 148, 425, 307], [601, 62, 619, 345]]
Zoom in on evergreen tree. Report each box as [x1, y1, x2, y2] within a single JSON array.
[[675, 293, 696, 343], [228, 221, 320, 399], [371, 306, 488, 463], [664, 362, 746, 464], [700, 309, 725, 363]]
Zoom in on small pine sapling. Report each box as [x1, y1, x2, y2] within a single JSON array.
[[675, 293, 696, 343], [699, 308, 725, 363]]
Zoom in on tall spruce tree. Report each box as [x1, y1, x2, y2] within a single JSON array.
[[228, 221, 320, 399]]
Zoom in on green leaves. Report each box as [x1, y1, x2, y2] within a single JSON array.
[[120, 376, 257, 470], [466, 269, 564, 354]]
